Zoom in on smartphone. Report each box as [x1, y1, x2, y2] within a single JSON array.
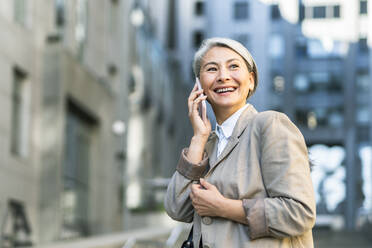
[[196, 78, 207, 119]]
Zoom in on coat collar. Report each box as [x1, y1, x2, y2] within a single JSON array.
[[205, 104, 258, 171]]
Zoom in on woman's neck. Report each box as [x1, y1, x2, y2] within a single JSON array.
[[213, 104, 246, 125]]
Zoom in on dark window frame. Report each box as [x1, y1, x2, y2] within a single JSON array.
[[193, 30, 204, 48], [234, 1, 249, 20], [360, 0, 368, 14], [195, 1, 204, 16], [333, 5, 340, 18], [271, 4, 281, 20], [313, 6, 326, 19]]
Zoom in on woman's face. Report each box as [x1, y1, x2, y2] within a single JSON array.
[[199, 46, 255, 112]]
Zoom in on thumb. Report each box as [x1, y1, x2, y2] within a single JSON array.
[[200, 178, 214, 190]]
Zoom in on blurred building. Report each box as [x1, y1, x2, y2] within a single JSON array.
[[0, 0, 132, 245], [171, 0, 372, 230], [0, 0, 193, 246]]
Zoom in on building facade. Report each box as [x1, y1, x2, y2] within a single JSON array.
[[0, 0, 130, 245], [0, 0, 194, 246]]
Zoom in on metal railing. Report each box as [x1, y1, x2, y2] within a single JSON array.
[[30, 224, 189, 248]]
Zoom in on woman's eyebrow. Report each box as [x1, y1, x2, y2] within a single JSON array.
[[202, 61, 218, 68], [202, 58, 241, 68]]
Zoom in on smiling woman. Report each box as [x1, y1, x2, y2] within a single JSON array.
[[164, 38, 316, 248]]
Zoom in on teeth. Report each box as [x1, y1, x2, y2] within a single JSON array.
[[216, 87, 235, 93]]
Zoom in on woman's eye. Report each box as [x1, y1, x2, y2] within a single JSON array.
[[207, 67, 217, 72], [230, 64, 239, 69]]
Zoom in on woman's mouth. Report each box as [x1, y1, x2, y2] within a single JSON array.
[[214, 87, 236, 94]]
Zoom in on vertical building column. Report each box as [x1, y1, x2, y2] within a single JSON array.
[[39, 43, 64, 242], [344, 44, 357, 230]]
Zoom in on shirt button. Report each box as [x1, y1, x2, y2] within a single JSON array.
[[202, 216, 212, 225]]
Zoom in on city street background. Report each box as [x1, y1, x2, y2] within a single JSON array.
[[0, 0, 371, 247]]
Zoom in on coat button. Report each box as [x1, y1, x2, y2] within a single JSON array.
[[202, 216, 212, 225]]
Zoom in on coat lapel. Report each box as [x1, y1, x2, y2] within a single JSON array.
[[207, 104, 258, 170]]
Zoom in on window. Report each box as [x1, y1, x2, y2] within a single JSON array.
[[14, 0, 26, 25], [294, 74, 310, 93], [269, 34, 284, 58], [271, 4, 281, 20], [356, 71, 370, 93], [313, 6, 326, 18], [55, 0, 65, 27], [359, 38, 369, 52], [307, 5, 341, 19], [295, 37, 307, 58], [357, 107, 370, 124], [61, 100, 96, 239], [75, 0, 88, 60], [193, 31, 204, 48], [333, 5, 340, 18], [234, 1, 249, 20], [11, 68, 30, 157], [360, 0, 368, 14], [195, 1, 204, 16]]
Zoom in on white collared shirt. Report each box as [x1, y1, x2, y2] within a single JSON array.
[[215, 104, 249, 157]]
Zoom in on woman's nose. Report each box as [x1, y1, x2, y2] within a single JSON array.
[[217, 67, 231, 82]]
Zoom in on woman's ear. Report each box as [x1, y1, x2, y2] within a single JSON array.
[[248, 72, 255, 92]]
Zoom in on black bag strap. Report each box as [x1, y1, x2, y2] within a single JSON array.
[[181, 225, 194, 248]]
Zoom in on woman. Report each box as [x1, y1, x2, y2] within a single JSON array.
[[164, 37, 316, 248]]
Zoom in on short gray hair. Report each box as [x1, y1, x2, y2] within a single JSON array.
[[192, 37, 258, 98]]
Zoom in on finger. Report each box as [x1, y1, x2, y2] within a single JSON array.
[[201, 98, 207, 121], [191, 184, 198, 192], [192, 82, 198, 92], [188, 90, 204, 114], [192, 95, 206, 113], [200, 178, 213, 190]]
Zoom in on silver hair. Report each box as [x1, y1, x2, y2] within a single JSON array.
[[192, 37, 258, 98]]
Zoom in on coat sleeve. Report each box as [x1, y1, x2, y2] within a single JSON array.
[[242, 112, 316, 240], [164, 148, 209, 222]]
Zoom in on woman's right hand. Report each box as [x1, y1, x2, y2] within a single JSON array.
[[188, 83, 212, 141], [186, 83, 212, 164]]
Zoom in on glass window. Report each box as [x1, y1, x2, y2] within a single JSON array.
[[313, 6, 326, 19], [357, 71, 370, 93], [234, 1, 249, 20], [294, 74, 309, 92], [307, 39, 328, 58], [14, 0, 26, 25], [55, 0, 65, 27], [11, 68, 29, 157], [61, 103, 94, 239], [195, 1, 204, 16], [328, 110, 343, 127], [193, 30, 204, 48], [269, 34, 285, 58], [75, 0, 88, 60], [357, 107, 370, 124], [360, 0, 368, 14], [333, 5, 340, 18], [271, 4, 281, 20], [358, 38, 369, 52]]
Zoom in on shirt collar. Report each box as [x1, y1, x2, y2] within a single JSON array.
[[215, 104, 249, 139]]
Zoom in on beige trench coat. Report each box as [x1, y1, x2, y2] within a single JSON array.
[[164, 104, 316, 248]]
